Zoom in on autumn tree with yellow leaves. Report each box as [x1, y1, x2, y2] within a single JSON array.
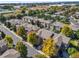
[[61, 25, 73, 37], [42, 38, 58, 57]]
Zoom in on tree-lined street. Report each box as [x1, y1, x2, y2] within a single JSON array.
[[0, 24, 48, 57]]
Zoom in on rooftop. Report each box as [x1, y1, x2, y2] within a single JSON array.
[[36, 29, 55, 39], [0, 49, 20, 58], [0, 40, 6, 48]]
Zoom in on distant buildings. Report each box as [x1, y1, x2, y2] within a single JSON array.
[[23, 16, 51, 29], [28, 5, 49, 10]]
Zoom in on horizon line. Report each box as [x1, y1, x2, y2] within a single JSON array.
[[0, 1, 79, 3]]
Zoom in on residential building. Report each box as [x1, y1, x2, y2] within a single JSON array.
[[0, 49, 20, 58], [0, 40, 8, 55]]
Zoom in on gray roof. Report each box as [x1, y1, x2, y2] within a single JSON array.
[[0, 49, 20, 58], [23, 16, 34, 20], [70, 23, 79, 31], [54, 34, 70, 47], [55, 11, 64, 15], [22, 23, 39, 31], [75, 12, 79, 15], [36, 29, 54, 39], [53, 21, 64, 28], [0, 40, 7, 48], [36, 29, 70, 47], [6, 19, 21, 25], [69, 16, 79, 31], [23, 16, 51, 24]]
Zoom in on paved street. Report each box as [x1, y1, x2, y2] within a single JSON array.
[[0, 25, 22, 45], [0, 25, 48, 57]]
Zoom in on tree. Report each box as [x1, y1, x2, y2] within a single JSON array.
[[75, 29, 79, 39], [15, 10, 23, 19], [2, 5, 14, 10], [15, 9, 21, 15], [60, 17, 70, 24], [0, 14, 6, 23], [20, 6, 27, 14], [27, 32, 37, 45], [11, 25, 16, 32], [68, 47, 78, 55], [16, 26, 27, 40], [69, 40, 79, 48], [28, 10, 36, 16], [44, 15, 52, 20], [9, 14, 16, 19], [4, 35, 13, 48], [5, 22, 11, 28], [36, 20, 41, 27], [1, 31, 5, 39], [70, 52, 79, 58], [16, 13, 23, 19], [42, 38, 58, 57], [61, 25, 73, 37], [16, 41, 27, 58], [48, 6, 64, 14]]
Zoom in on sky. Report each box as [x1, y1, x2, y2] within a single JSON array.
[[0, 0, 79, 3]]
